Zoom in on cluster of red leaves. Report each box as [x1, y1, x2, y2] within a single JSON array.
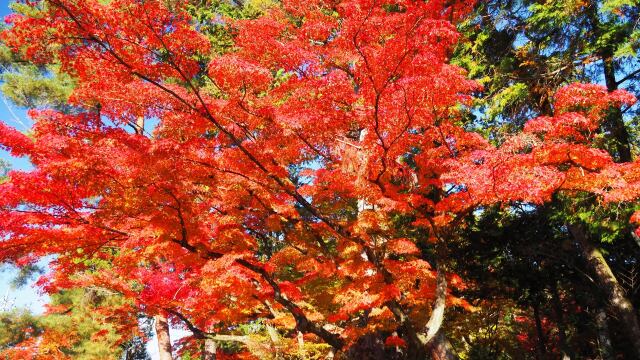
[[442, 83, 638, 214], [0, 0, 638, 355]]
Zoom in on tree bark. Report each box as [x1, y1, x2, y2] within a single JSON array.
[[155, 314, 173, 360], [428, 332, 458, 360], [419, 266, 459, 360], [595, 308, 614, 360], [202, 338, 217, 360], [424, 269, 447, 344], [135, 116, 145, 136], [568, 225, 640, 358]]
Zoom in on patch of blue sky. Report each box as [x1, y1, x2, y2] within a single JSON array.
[[0, 257, 51, 314]]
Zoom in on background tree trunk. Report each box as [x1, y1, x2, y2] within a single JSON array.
[[595, 308, 614, 360], [155, 314, 173, 360], [202, 338, 217, 360], [533, 301, 547, 360], [569, 225, 640, 358], [551, 283, 572, 360]]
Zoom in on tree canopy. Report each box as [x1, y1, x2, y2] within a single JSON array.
[[1, 0, 640, 359]]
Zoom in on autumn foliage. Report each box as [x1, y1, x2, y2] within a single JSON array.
[[0, 0, 638, 358]]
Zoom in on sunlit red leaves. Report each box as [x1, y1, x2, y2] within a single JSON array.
[[524, 113, 595, 140], [554, 83, 636, 118], [440, 151, 564, 211], [0, 341, 40, 360], [208, 55, 273, 95], [0, 121, 34, 157], [441, 83, 640, 221], [278, 281, 305, 301], [135, 265, 191, 306], [387, 238, 420, 256], [331, 279, 401, 322], [384, 335, 407, 347]]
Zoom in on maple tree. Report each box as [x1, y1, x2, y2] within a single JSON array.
[[1, 0, 640, 359]]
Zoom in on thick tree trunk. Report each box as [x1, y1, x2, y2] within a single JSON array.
[[569, 225, 640, 358], [424, 269, 447, 343], [155, 314, 173, 360], [595, 308, 614, 360], [428, 332, 458, 360], [419, 266, 459, 360]]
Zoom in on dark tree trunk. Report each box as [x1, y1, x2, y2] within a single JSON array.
[[533, 301, 547, 360], [595, 308, 614, 360], [551, 283, 573, 360], [569, 225, 640, 358]]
